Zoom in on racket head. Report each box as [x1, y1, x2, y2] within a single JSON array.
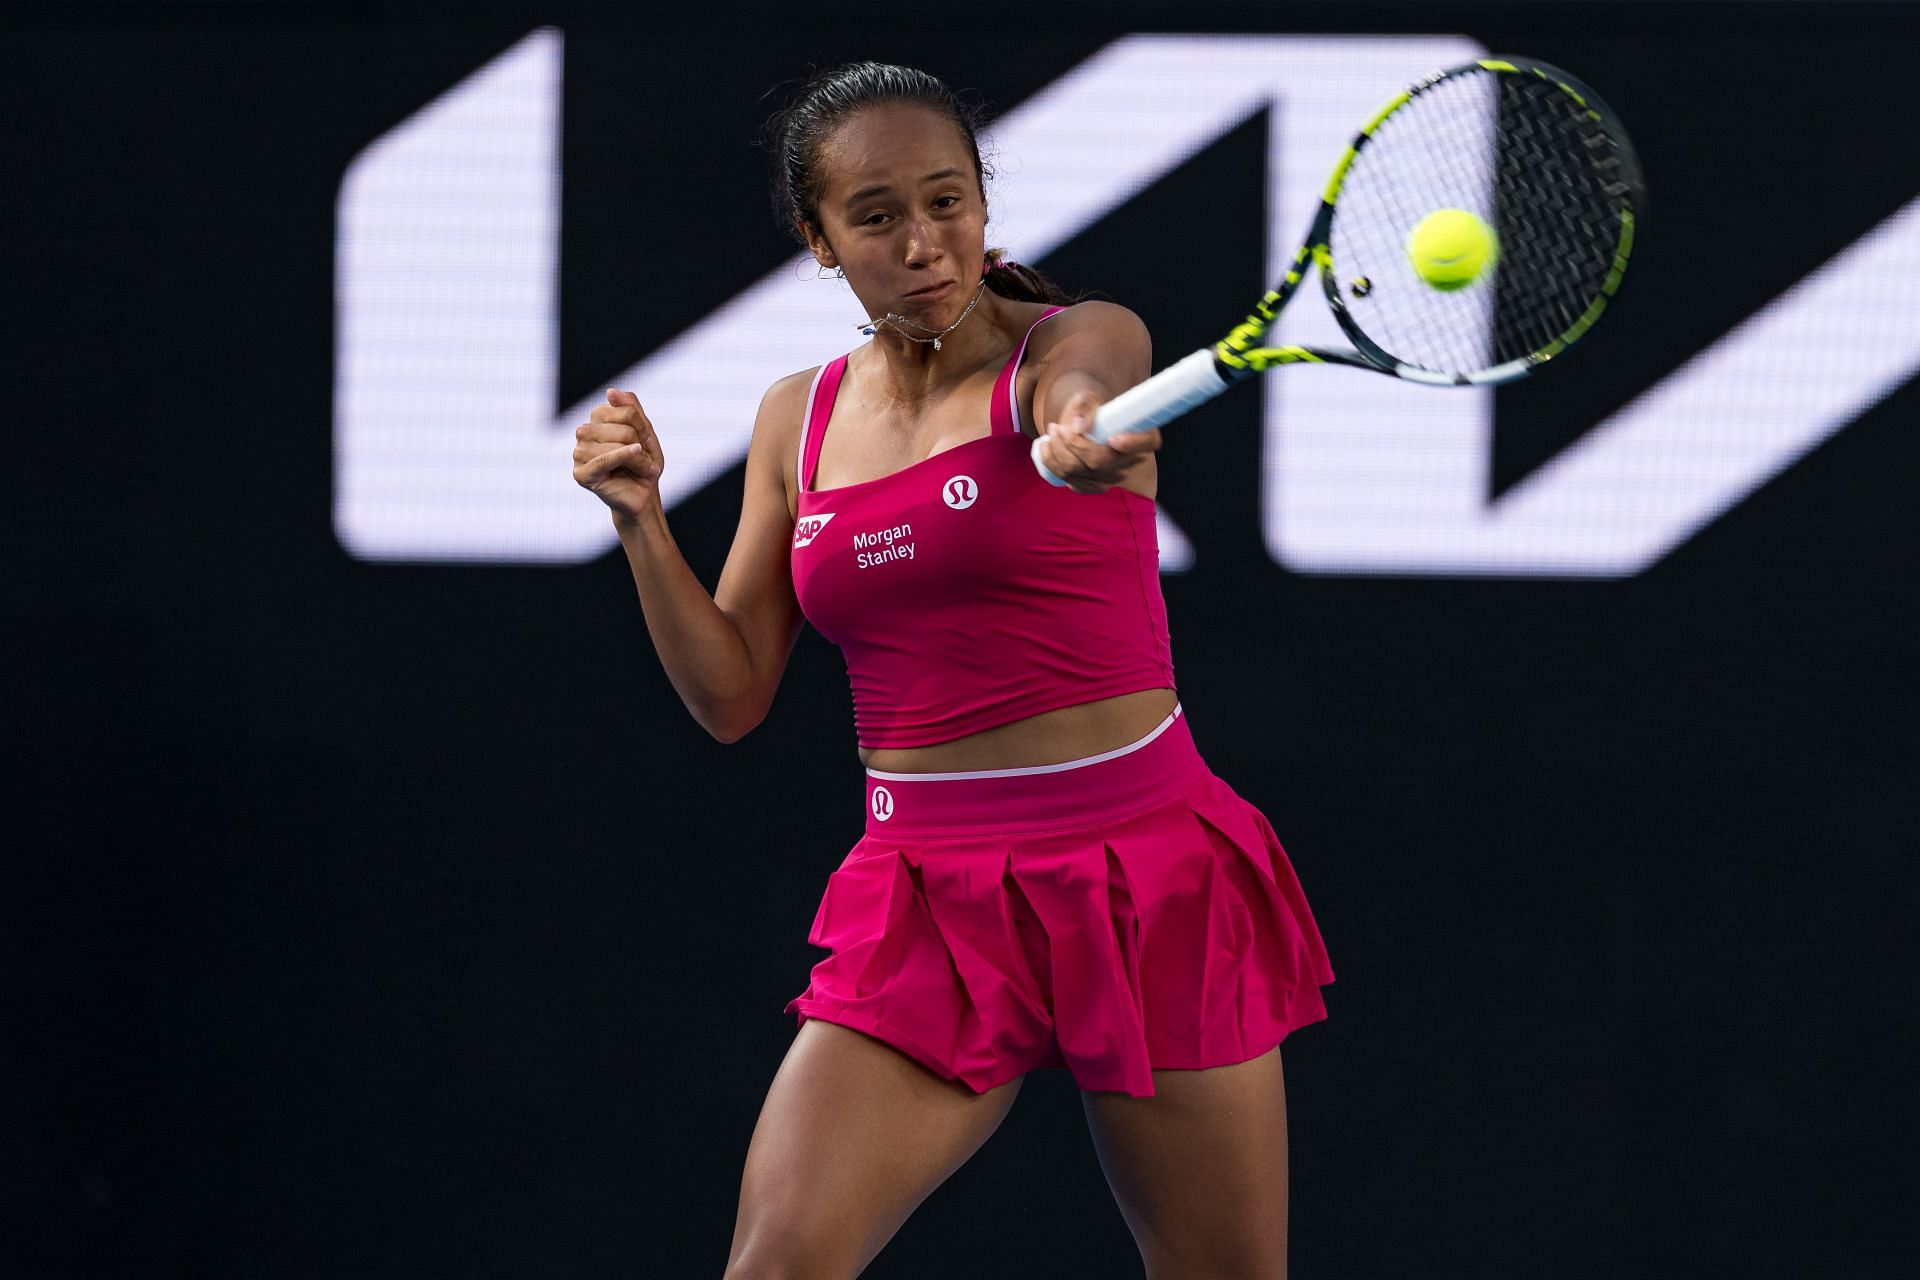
[[1318, 56, 1647, 384]]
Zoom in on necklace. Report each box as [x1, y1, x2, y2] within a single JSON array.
[[856, 279, 988, 351]]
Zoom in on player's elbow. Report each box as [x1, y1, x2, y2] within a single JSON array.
[[696, 697, 769, 745], [689, 629, 786, 743], [705, 717, 754, 745]]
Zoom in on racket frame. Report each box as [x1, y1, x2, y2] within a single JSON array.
[[1034, 54, 1644, 483]]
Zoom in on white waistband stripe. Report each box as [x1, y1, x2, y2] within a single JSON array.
[[865, 704, 1183, 782]]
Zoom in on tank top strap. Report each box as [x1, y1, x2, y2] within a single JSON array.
[[988, 305, 1068, 437], [797, 356, 849, 492]]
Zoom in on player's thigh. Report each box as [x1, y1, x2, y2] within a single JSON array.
[[1080, 1047, 1289, 1280], [725, 1018, 1024, 1280]]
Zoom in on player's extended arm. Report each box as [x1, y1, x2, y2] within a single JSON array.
[[1026, 301, 1160, 498]]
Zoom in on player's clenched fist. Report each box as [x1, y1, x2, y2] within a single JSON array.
[[1035, 388, 1161, 496], [573, 388, 664, 522]]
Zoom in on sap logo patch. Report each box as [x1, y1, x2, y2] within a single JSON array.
[[793, 512, 836, 548]]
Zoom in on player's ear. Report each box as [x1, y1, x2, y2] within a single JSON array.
[[799, 218, 838, 271]]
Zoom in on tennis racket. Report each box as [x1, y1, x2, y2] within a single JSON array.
[[1034, 55, 1645, 485]]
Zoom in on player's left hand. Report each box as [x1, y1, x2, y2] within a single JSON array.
[[1034, 390, 1161, 495]]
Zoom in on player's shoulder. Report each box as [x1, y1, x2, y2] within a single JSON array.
[[1029, 298, 1149, 352], [1024, 299, 1151, 378], [763, 364, 824, 411], [752, 364, 827, 452]]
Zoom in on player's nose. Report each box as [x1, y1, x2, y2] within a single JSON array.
[[901, 215, 940, 264]]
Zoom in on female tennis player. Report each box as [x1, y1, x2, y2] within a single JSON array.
[[573, 62, 1334, 1280]]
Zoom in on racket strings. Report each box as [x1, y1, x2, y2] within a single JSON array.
[[1327, 65, 1638, 376], [1329, 72, 1504, 373], [1489, 75, 1634, 361]]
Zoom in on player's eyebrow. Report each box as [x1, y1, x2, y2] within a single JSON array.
[[846, 169, 966, 205]]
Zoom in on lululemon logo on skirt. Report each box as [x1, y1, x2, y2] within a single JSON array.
[[870, 786, 895, 822], [942, 475, 978, 510]]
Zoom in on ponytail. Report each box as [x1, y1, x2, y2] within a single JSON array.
[[982, 246, 1078, 306]]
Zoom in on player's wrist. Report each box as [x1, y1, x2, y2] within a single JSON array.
[[611, 502, 668, 541]]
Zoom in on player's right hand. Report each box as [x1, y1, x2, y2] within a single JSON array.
[[573, 388, 664, 521]]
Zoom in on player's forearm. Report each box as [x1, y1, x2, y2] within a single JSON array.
[[612, 508, 768, 742]]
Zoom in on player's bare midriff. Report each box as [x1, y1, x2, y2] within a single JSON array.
[[857, 686, 1180, 774]]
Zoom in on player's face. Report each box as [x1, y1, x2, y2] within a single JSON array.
[[805, 102, 987, 330]]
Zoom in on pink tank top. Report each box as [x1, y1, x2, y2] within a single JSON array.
[[790, 307, 1176, 749]]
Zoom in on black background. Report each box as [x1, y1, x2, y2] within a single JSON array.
[[9, 2, 1919, 1276]]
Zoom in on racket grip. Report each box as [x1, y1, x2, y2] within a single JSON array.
[[1031, 349, 1230, 487]]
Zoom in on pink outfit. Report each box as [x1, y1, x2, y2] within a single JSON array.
[[781, 307, 1335, 1096], [783, 707, 1335, 1097], [790, 307, 1175, 749]]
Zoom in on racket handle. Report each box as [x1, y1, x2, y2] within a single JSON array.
[[1031, 349, 1230, 487]]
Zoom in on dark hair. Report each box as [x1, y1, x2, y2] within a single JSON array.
[[761, 61, 1075, 306]]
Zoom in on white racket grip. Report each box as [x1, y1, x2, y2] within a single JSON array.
[[1031, 349, 1230, 487]]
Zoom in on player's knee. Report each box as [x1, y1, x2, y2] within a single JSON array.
[[722, 1212, 864, 1280], [1142, 1245, 1287, 1280]]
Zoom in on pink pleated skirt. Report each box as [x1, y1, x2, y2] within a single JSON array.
[[782, 706, 1335, 1098]]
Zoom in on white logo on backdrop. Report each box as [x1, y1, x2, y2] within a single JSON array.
[[335, 29, 1920, 575]]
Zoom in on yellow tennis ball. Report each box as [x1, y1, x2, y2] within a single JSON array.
[[1406, 209, 1498, 291]]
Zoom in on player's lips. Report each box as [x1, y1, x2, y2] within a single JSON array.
[[902, 280, 955, 301]]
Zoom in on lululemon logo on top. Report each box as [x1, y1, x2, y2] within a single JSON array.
[[942, 476, 978, 510], [870, 786, 894, 822], [792, 512, 835, 548]]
